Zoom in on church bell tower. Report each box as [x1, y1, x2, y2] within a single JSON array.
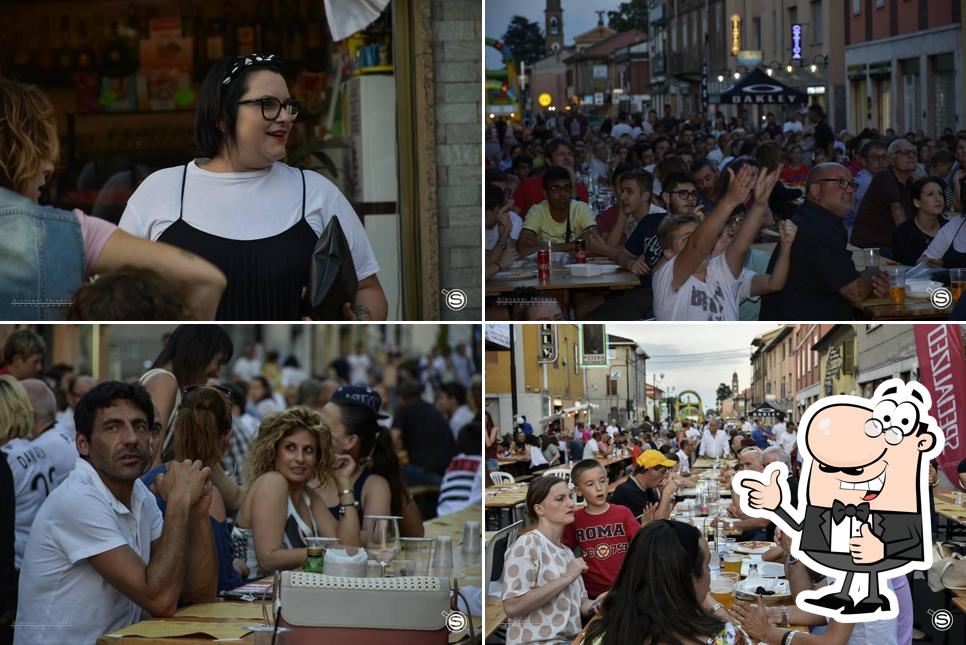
[[545, 0, 563, 54]]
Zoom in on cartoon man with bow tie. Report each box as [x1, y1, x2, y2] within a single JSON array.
[[734, 379, 944, 621]]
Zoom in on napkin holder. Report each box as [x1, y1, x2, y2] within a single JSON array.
[[278, 572, 451, 644]]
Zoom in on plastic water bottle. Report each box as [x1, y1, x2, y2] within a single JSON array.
[[709, 541, 721, 576]]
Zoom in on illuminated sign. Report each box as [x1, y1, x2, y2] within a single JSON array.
[[730, 14, 741, 55], [791, 23, 804, 60], [538, 92, 553, 107]]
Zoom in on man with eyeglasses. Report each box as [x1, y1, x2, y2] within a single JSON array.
[[761, 163, 889, 321], [843, 140, 888, 237], [660, 173, 702, 216], [516, 166, 644, 275], [850, 139, 918, 249]]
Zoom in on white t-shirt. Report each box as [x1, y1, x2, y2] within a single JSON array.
[[676, 449, 691, 474], [529, 445, 549, 468], [584, 438, 600, 457], [347, 352, 372, 385], [606, 424, 619, 439], [14, 459, 164, 645], [778, 430, 798, 454], [653, 253, 742, 321], [119, 160, 379, 281], [921, 216, 966, 263], [232, 356, 263, 382], [449, 404, 476, 439], [685, 427, 702, 443], [1, 427, 78, 569], [484, 212, 523, 250], [783, 120, 803, 134]]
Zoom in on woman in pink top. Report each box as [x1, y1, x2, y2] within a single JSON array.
[[0, 78, 225, 320]]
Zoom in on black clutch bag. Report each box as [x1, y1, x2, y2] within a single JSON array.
[[305, 216, 358, 320]]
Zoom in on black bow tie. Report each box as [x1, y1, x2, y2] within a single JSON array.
[[832, 500, 870, 524]]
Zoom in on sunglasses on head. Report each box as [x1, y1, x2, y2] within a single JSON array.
[[183, 384, 234, 399]]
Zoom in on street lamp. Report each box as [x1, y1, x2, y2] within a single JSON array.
[[717, 73, 725, 83]]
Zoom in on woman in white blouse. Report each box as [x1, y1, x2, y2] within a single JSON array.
[[502, 476, 596, 645]]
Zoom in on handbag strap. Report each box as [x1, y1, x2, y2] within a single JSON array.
[[939, 554, 966, 590]]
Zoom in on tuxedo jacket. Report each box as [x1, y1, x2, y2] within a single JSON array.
[[775, 504, 924, 561]]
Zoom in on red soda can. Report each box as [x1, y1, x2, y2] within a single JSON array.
[[576, 239, 587, 264], [537, 248, 550, 281]]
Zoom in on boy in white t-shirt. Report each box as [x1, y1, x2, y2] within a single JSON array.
[[652, 163, 785, 321]]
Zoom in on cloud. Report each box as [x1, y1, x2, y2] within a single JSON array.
[[607, 324, 781, 412]]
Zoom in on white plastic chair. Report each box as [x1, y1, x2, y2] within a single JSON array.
[[485, 519, 524, 597], [490, 471, 515, 486], [542, 467, 580, 504], [541, 467, 572, 482]]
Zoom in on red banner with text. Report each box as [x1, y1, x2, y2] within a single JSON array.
[[914, 325, 966, 487]]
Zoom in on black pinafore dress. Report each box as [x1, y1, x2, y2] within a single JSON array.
[[159, 164, 318, 320]]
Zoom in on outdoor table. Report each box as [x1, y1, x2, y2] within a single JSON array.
[[97, 508, 483, 645], [486, 265, 639, 316], [692, 457, 720, 469], [857, 296, 951, 320], [934, 488, 966, 539], [485, 483, 529, 510]]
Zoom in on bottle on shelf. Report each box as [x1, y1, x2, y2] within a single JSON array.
[[204, 7, 227, 65], [286, 0, 307, 71], [75, 21, 98, 73], [236, 5, 256, 57], [260, 3, 282, 55], [221, 0, 237, 59], [32, 18, 54, 81], [305, 2, 325, 72], [53, 16, 78, 83]]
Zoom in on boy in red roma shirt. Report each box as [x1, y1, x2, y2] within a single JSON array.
[[563, 459, 651, 599]]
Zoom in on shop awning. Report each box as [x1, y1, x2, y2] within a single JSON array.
[[719, 68, 808, 105], [747, 400, 789, 418], [540, 402, 599, 424]]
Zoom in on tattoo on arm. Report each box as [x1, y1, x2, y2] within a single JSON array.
[[351, 305, 374, 320]]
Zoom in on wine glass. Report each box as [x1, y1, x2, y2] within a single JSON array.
[[365, 515, 400, 577]]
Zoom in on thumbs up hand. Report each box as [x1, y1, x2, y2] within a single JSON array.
[[739, 468, 783, 512], [849, 522, 885, 564]]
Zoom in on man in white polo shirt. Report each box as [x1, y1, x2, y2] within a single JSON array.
[[14, 382, 216, 645]]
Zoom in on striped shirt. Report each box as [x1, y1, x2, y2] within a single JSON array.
[[436, 455, 482, 516]]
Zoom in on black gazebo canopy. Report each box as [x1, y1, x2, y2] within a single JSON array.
[[719, 68, 808, 106]]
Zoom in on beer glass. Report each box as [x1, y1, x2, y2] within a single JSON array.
[[885, 267, 905, 305]]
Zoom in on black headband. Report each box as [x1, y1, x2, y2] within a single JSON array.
[[222, 54, 283, 86]]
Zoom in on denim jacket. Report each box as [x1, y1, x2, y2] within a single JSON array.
[[0, 186, 84, 320]]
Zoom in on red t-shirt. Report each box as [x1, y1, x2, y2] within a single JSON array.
[[780, 164, 810, 187], [514, 174, 589, 219], [562, 503, 640, 598], [630, 446, 642, 462]]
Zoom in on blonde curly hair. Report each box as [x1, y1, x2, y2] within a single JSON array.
[[0, 375, 32, 447], [0, 79, 59, 195], [244, 406, 334, 485]]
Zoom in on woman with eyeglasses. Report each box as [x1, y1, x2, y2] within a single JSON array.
[[0, 79, 226, 321], [118, 54, 387, 321], [140, 386, 245, 592]]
